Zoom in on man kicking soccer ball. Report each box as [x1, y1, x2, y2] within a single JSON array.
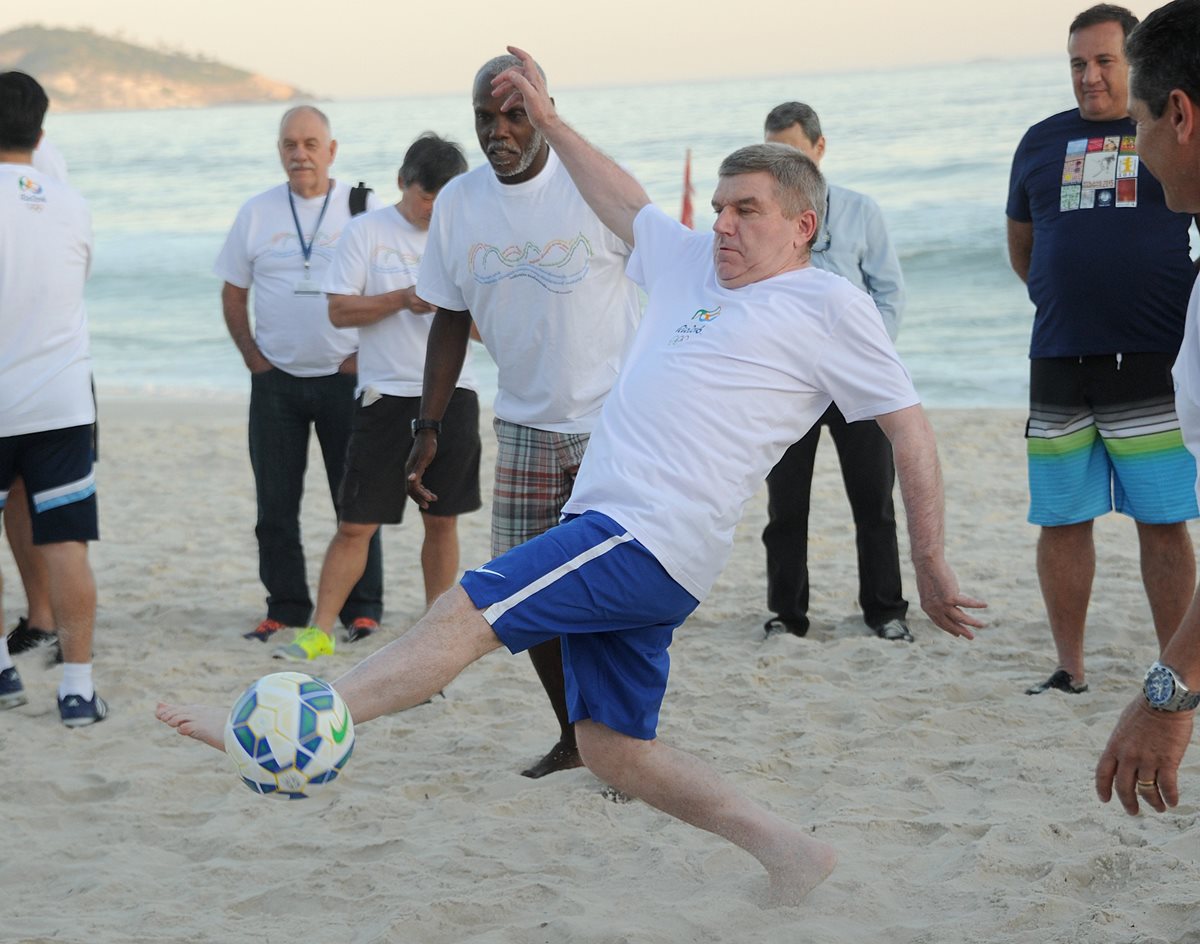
[[157, 47, 985, 906]]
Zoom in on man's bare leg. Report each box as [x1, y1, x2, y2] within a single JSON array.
[[4, 479, 54, 631], [311, 521, 379, 636], [419, 512, 461, 608], [522, 638, 583, 778], [39, 541, 94, 665], [1036, 521, 1094, 684], [1136, 520, 1195, 651], [156, 586, 502, 749], [575, 719, 837, 906]]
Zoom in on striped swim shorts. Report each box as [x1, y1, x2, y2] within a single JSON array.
[[1026, 353, 1198, 526], [490, 417, 590, 555]]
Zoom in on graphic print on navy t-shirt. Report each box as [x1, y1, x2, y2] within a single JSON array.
[[1060, 135, 1137, 211]]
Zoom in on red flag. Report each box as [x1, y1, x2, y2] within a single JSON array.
[[680, 149, 694, 229]]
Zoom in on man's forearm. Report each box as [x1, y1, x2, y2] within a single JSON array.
[[537, 116, 649, 246], [221, 283, 263, 368], [328, 289, 414, 328], [494, 47, 649, 246], [420, 309, 473, 421], [878, 405, 945, 564], [1159, 587, 1200, 687]]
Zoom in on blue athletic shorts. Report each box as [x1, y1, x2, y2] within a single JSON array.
[[0, 424, 99, 543], [1027, 354, 1198, 526], [459, 511, 699, 740]]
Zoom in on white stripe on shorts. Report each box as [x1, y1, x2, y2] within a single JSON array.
[[482, 530, 635, 624], [33, 470, 96, 512]]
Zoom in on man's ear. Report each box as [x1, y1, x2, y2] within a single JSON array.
[[1170, 89, 1197, 144]]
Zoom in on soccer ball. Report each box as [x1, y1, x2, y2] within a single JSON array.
[[223, 671, 355, 799]]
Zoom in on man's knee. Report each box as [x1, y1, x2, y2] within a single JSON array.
[[1135, 519, 1194, 555], [575, 719, 647, 780], [420, 513, 458, 537], [336, 520, 379, 543]]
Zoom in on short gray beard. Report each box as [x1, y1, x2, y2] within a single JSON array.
[[492, 129, 545, 178]]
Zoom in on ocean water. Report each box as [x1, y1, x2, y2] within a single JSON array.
[[43, 56, 1085, 407]]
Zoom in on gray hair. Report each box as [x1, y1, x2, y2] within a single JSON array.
[[718, 143, 826, 238], [278, 105, 331, 138], [473, 55, 547, 94], [764, 101, 823, 146], [1126, 0, 1200, 118]]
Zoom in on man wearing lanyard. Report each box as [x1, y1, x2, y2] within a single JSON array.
[[214, 105, 385, 654]]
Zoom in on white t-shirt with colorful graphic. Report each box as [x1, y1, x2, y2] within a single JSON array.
[[416, 149, 640, 433], [1173, 277, 1200, 507], [0, 163, 94, 436], [563, 205, 920, 601], [322, 205, 478, 399], [213, 180, 384, 377]]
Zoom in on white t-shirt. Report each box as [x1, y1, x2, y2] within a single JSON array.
[[1173, 276, 1200, 507], [563, 205, 920, 601], [322, 205, 477, 398], [32, 139, 69, 181], [0, 163, 94, 436], [213, 180, 383, 377], [416, 150, 640, 433]]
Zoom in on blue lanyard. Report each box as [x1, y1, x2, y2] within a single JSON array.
[[287, 183, 333, 273]]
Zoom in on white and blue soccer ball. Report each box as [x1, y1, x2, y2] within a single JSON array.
[[223, 672, 354, 799]]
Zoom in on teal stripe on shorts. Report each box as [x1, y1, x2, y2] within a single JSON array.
[[1028, 418, 1198, 525]]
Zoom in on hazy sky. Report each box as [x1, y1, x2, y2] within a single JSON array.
[[0, 0, 1166, 98]]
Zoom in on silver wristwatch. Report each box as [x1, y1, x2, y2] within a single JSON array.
[[1143, 661, 1200, 712]]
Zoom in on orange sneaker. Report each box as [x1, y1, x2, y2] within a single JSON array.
[[243, 618, 288, 642], [344, 617, 378, 643]]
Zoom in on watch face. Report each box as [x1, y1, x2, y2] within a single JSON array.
[[1146, 665, 1177, 707]]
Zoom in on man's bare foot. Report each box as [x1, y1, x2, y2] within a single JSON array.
[[762, 832, 838, 907], [155, 703, 227, 751], [520, 738, 583, 778]]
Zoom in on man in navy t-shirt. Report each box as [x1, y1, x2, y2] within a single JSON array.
[[1007, 3, 1199, 697]]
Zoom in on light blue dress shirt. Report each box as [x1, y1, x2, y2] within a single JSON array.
[[809, 184, 906, 342]]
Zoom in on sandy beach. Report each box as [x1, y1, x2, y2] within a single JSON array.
[[3, 398, 1199, 944]]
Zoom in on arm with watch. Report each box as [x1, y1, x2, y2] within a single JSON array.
[[405, 307, 473, 509], [1095, 592, 1200, 815]]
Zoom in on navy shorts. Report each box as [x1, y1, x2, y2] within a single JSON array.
[[339, 388, 482, 524], [459, 511, 698, 740], [0, 424, 99, 543]]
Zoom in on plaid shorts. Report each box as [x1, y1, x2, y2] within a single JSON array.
[[490, 417, 590, 555]]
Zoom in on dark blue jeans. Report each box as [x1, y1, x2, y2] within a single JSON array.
[[762, 403, 907, 631], [248, 368, 382, 626]]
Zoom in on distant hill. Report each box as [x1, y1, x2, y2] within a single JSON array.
[[0, 25, 310, 112]]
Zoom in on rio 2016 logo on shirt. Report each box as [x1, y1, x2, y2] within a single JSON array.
[[468, 234, 592, 294], [669, 306, 722, 345], [18, 175, 46, 206]]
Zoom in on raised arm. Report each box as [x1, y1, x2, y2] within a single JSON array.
[[492, 46, 649, 246], [875, 404, 987, 638]]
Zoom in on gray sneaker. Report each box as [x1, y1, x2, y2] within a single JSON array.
[[874, 619, 914, 642]]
